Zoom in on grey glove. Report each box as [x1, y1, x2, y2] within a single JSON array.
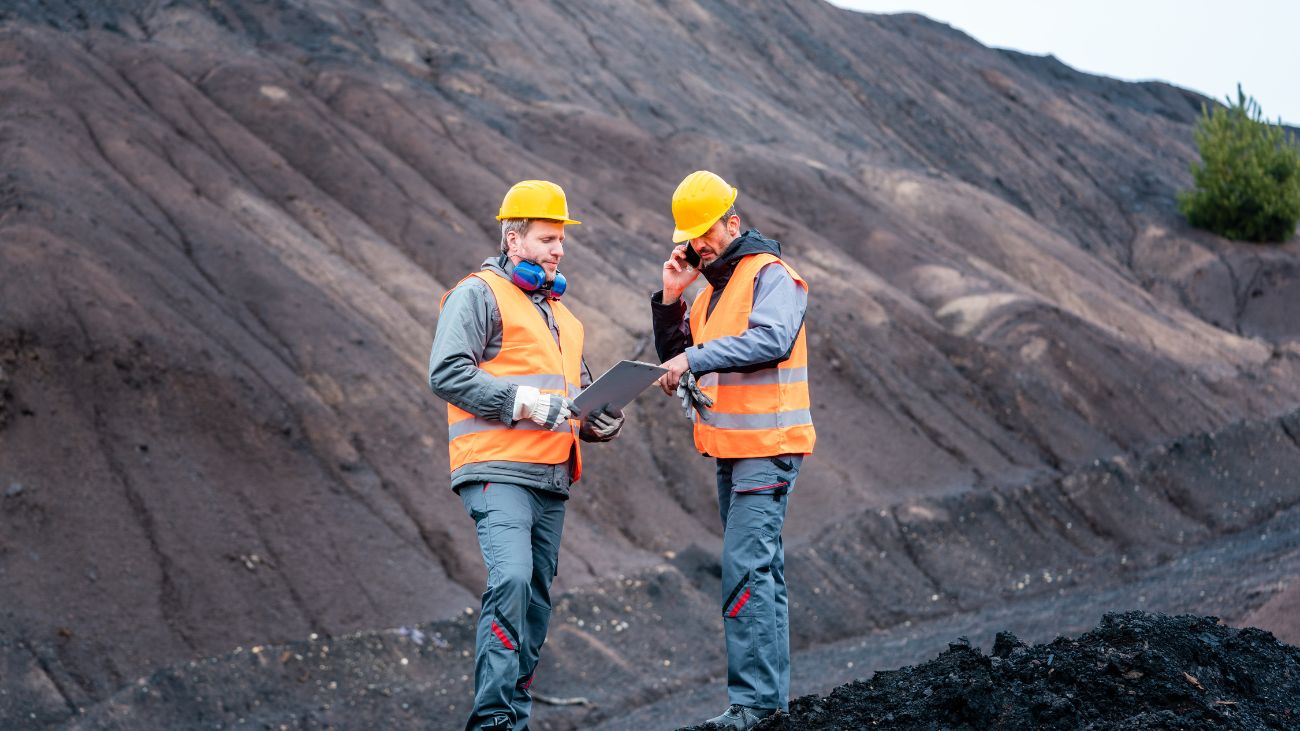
[[585, 404, 624, 440], [676, 371, 714, 422], [537, 396, 577, 430]]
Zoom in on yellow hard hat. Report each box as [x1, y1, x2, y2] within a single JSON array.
[[671, 170, 738, 243], [496, 180, 581, 224]]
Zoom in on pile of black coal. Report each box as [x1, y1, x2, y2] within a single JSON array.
[[721, 612, 1299, 730]]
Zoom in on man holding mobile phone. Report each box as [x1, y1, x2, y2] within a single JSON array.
[[649, 170, 815, 729], [429, 180, 624, 731]]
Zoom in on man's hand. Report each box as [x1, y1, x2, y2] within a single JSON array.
[[661, 244, 700, 305], [656, 352, 691, 395], [514, 385, 576, 430], [584, 404, 624, 440]]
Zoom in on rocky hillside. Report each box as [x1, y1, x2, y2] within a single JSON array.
[[1, 0, 1297, 727]]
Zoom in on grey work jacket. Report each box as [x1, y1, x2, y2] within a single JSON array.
[[650, 230, 808, 373], [428, 257, 600, 498]]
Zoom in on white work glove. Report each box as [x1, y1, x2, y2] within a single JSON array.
[[513, 385, 576, 431], [585, 404, 624, 441]]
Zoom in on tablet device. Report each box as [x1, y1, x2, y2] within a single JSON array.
[[573, 360, 668, 419]]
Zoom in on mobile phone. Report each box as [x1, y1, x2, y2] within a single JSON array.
[[683, 244, 701, 268]]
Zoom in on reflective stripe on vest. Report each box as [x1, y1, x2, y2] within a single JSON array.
[[689, 253, 816, 458], [439, 271, 584, 480]]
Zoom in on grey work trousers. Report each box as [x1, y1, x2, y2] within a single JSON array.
[[458, 481, 566, 731], [716, 454, 803, 711]]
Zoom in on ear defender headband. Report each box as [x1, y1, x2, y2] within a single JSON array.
[[511, 259, 567, 299]]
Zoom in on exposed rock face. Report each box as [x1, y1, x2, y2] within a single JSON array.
[[0, 0, 1297, 727]]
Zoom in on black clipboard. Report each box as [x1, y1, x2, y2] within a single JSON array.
[[573, 360, 667, 419]]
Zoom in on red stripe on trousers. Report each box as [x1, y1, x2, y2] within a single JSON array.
[[734, 480, 789, 494], [728, 588, 752, 617], [491, 621, 515, 650]]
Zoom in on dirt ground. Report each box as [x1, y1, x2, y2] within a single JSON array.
[[37, 483, 1299, 731], [592, 496, 1300, 731], [741, 612, 1299, 730]]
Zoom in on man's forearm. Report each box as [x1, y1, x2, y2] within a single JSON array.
[[428, 282, 518, 424], [650, 290, 692, 362], [429, 355, 518, 423]]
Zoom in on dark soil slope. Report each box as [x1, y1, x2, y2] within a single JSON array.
[[1, 0, 1298, 727], [744, 612, 1300, 731]]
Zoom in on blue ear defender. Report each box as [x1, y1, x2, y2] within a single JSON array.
[[510, 259, 546, 290], [548, 271, 567, 298], [511, 259, 566, 298]]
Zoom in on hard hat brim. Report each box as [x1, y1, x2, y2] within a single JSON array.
[[670, 186, 737, 243], [495, 215, 582, 225], [670, 227, 697, 244]]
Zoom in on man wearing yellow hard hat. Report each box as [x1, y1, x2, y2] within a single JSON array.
[[428, 180, 624, 731], [651, 170, 815, 729]]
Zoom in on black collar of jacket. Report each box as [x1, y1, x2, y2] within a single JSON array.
[[699, 229, 784, 291]]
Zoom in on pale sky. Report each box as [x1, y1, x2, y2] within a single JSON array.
[[830, 1, 1300, 125]]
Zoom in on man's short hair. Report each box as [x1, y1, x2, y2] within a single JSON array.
[[500, 218, 532, 254], [709, 206, 739, 233]]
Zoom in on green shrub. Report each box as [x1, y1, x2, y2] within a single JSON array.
[[1178, 85, 1300, 243]]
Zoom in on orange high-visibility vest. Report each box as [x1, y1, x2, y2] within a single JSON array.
[[689, 253, 816, 458], [439, 272, 584, 480]]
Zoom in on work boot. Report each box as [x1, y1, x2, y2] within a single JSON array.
[[703, 704, 775, 730]]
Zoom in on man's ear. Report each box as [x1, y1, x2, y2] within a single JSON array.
[[504, 229, 519, 257], [726, 214, 741, 238]]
